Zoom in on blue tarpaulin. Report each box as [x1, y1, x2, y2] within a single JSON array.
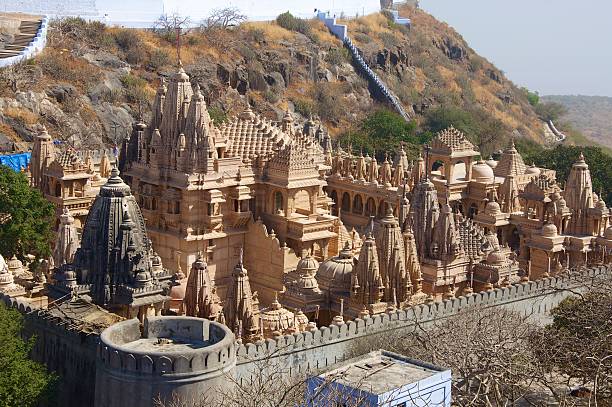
[[0, 153, 31, 172]]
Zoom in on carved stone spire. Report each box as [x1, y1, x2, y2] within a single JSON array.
[[375, 205, 410, 304], [49, 168, 173, 313], [380, 154, 393, 187], [350, 232, 384, 308], [367, 153, 379, 183], [409, 177, 440, 260], [224, 252, 259, 340], [52, 208, 79, 267], [30, 128, 55, 190], [564, 152, 595, 235], [430, 187, 463, 260], [184, 252, 223, 320]]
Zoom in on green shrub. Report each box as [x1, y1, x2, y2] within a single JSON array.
[[149, 48, 171, 70], [354, 32, 372, 43], [324, 47, 350, 66], [120, 73, 148, 104], [292, 98, 314, 117], [380, 32, 400, 48], [521, 88, 540, 106], [339, 109, 423, 158], [264, 89, 281, 104], [0, 303, 57, 406], [534, 101, 567, 121], [276, 12, 311, 36], [114, 29, 141, 52], [208, 107, 228, 124]]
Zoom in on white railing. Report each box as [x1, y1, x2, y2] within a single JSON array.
[[317, 11, 411, 122], [0, 16, 49, 68]]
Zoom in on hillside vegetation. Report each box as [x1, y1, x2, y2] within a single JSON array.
[[0, 7, 551, 157], [542, 95, 612, 149]]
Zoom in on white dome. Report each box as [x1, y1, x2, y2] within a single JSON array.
[[485, 157, 498, 169], [486, 250, 505, 265], [541, 222, 558, 237], [472, 160, 495, 181], [296, 255, 319, 274], [316, 243, 353, 292], [485, 201, 501, 216], [525, 164, 541, 175]]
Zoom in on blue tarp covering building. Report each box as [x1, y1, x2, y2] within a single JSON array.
[[0, 152, 31, 172]]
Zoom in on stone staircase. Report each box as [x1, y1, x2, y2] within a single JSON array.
[[0, 18, 42, 59], [344, 36, 412, 121]]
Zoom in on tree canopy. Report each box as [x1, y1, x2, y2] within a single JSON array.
[[516, 142, 612, 204], [424, 105, 507, 156], [0, 165, 54, 262], [0, 303, 56, 407], [339, 109, 424, 160]]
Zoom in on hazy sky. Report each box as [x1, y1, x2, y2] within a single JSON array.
[[420, 0, 612, 97]]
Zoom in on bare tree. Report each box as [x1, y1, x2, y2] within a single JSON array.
[[153, 13, 192, 49], [349, 269, 612, 406], [202, 7, 247, 31]]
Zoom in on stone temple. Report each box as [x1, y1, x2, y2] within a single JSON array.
[[20, 63, 608, 341], [1, 63, 609, 406]]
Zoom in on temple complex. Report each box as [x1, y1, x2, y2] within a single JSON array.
[[19, 64, 610, 343], [30, 128, 116, 230]]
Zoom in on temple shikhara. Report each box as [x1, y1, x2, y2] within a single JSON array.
[[8, 65, 611, 341]]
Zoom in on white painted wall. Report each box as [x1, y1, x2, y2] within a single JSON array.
[[1, 0, 382, 26]]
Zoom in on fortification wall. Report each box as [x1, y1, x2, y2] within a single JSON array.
[[2, 264, 610, 405], [95, 316, 236, 407], [234, 265, 611, 380], [0, 294, 99, 407]]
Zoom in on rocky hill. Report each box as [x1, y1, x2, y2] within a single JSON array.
[[541, 95, 612, 149], [0, 6, 545, 156]]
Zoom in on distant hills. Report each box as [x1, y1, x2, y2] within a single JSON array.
[[542, 95, 612, 149]]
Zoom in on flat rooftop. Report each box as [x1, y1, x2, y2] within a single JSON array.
[[318, 350, 448, 395]]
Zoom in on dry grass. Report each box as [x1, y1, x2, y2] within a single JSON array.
[[309, 20, 342, 46], [242, 21, 295, 42], [0, 122, 19, 141], [437, 65, 461, 93], [3, 107, 38, 125]]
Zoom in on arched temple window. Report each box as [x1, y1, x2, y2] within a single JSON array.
[[341, 192, 351, 213], [274, 192, 284, 214], [352, 195, 363, 214]]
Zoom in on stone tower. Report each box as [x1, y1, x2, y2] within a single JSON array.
[[564, 153, 594, 235], [95, 316, 236, 407], [52, 208, 79, 267], [49, 168, 174, 319]]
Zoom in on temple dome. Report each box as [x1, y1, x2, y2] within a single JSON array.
[[485, 201, 501, 216], [472, 160, 495, 181], [486, 250, 505, 265], [605, 226, 612, 240], [485, 157, 498, 169], [541, 222, 558, 237], [525, 164, 541, 175], [7, 256, 24, 275], [316, 242, 354, 292], [296, 255, 319, 274]]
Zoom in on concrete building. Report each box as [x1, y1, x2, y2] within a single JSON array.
[[307, 350, 451, 406]]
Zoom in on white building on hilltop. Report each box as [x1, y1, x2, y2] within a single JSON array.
[[1, 0, 383, 27]]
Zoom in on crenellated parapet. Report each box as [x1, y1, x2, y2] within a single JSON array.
[[95, 316, 236, 407], [235, 265, 611, 377]]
